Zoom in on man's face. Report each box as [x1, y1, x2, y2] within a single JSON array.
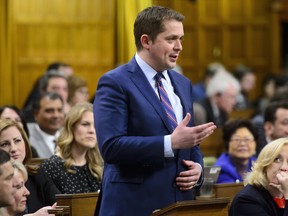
[[145, 20, 184, 72], [265, 108, 288, 141], [46, 77, 68, 102], [34, 98, 64, 135], [0, 161, 16, 207], [217, 86, 238, 113]]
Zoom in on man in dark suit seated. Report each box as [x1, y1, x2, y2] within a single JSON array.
[[193, 70, 240, 127]]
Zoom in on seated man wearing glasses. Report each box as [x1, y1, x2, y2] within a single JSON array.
[[214, 119, 259, 183]]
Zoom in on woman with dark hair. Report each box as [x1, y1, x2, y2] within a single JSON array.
[[0, 105, 39, 157], [214, 119, 259, 183]]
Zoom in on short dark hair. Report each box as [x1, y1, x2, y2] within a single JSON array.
[[47, 62, 70, 71], [32, 92, 64, 112], [0, 149, 11, 175], [264, 101, 288, 123], [134, 6, 184, 51], [222, 119, 259, 151], [39, 70, 67, 93], [233, 64, 253, 81]]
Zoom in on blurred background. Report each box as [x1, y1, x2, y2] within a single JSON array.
[[0, 0, 287, 108]]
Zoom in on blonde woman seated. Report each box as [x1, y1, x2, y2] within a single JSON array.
[[229, 138, 288, 215], [41, 102, 103, 193], [0, 160, 55, 216]]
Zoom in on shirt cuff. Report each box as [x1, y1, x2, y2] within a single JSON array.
[[164, 135, 174, 157]]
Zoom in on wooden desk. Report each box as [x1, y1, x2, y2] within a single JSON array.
[[151, 198, 230, 216], [55, 192, 99, 216], [214, 183, 244, 200]]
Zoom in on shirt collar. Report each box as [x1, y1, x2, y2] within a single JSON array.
[[35, 124, 60, 142], [135, 53, 169, 84]]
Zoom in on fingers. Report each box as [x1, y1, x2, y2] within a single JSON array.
[[179, 113, 191, 127], [194, 122, 216, 132], [182, 159, 194, 167], [176, 175, 197, 191]]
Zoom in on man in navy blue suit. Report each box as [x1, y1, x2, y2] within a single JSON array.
[[93, 6, 216, 216]]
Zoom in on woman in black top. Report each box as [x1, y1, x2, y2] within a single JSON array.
[[230, 138, 288, 216]]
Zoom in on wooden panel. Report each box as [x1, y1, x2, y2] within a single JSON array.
[[202, 27, 222, 60], [225, 26, 246, 61], [10, 0, 115, 108], [176, 0, 198, 24], [250, 0, 271, 18], [250, 25, 269, 59], [181, 27, 198, 62], [225, 0, 246, 20], [201, 0, 222, 22]]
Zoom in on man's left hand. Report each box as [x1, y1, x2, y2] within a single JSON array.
[[176, 160, 202, 191]]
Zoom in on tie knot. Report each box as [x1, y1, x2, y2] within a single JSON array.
[[154, 73, 164, 83]]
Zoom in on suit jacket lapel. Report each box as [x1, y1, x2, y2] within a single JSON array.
[[128, 58, 174, 133], [168, 70, 188, 116]]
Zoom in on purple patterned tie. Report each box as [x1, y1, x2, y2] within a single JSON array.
[[154, 73, 178, 130]]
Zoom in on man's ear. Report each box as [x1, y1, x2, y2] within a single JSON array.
[[140, 34, 151, 49], [263, 121, 273, 136]]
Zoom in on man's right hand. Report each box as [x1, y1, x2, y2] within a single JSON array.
[[171, 113, 216, 150]]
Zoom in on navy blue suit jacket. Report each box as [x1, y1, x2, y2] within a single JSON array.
[[93, 57, 203, 216]]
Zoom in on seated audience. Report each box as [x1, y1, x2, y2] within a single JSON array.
[[22, 69, 69, 122], [0, 160, 30, 215], [0, 149, 15, 207], [194, 70, 240, 126], [0, 105, 39, 157], [67, 75, 89, 107], [192, 62, 224, 102], [214, 119, 259, 183], [28, 92, 65, 158], [0, 160, 56, 216], [255, 101, 288, 156], [0, 119, 60, 213], [253, 74, 277, 117], [23, 62, 73, 111], [229, 138, 288, 215], [233, 64, 256, 110], [41, 102, 103, 193]]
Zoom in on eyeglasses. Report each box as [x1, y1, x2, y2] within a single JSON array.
[[230, 138, 255, 144]]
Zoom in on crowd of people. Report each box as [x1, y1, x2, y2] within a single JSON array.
[[1, 5, 288, 216]]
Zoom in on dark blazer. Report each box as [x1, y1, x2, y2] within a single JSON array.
[[229, 184, 288, 216], [198, 97, 227, 127], [26, 168, 60, 213], [93, 57, 203, 216]]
